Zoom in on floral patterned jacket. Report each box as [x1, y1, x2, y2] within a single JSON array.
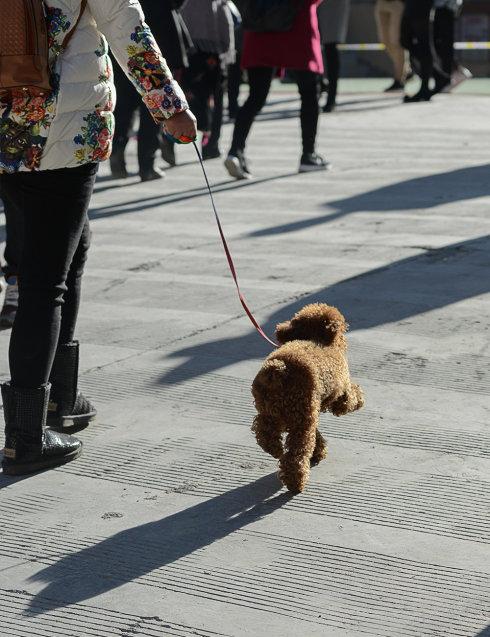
[[0, 0, 188, 173]]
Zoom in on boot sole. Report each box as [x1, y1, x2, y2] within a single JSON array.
[[47, 411, 97, 433], [2, 444, 82, 476]]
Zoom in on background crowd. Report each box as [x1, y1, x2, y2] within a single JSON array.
[[105, 0, 469, 185]]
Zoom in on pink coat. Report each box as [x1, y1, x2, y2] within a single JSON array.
[[241, 0, 324, 74]]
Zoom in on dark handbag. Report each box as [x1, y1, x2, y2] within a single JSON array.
[[239, 0, 302, 33]]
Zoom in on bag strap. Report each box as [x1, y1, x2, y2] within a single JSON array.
[[61, 0, 88, 51]]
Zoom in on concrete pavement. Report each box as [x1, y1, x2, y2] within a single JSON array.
[[0, 86, 489, 636]]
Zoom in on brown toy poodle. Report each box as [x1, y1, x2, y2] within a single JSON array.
[[252, 304, 364, 494]]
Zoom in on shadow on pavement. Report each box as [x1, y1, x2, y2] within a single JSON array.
[[27, 473, 290, 614], [249, 164, 490, 238], [255, 100, 400, 123], [0, 466, 33, 489], [89, 171, 298, 219], [158, 234, 489, 384]]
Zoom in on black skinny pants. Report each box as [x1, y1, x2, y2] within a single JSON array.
[[183, 52, 225, 146], [401, 0, 434, 90], [230, 67, 320, 156], [0, 163, 97, 388], [433, 7, 455, 76], [323, 42, 340, 107]]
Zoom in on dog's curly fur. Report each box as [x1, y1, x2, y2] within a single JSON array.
[[252, 304, 364, 494]]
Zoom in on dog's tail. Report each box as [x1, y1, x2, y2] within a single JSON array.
[[262, 359, 288, 383], [252, 359, 288, 400]]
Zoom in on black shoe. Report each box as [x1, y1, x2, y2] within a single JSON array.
[[384, 80, 404, 92], [140, 167, 166, 182], [47, 341, 97, 432], [431, 78, 451, 96], [323, 102, 336, 113], [110, 148, 129, 179], [1, 383, 82, 475], [160, 135, 176, 167], [299, 153, 331, 173], [403, 89, 432, 103], [202, 145, 221, 161]]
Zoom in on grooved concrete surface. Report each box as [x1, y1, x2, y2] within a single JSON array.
[[1, 90, 489, 637]]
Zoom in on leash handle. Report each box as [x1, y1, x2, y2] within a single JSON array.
[[192, 142, 278, 348]]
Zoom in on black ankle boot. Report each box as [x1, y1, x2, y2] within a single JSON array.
[[47, 341, 97, 432], [1, 383, 82, 475], [110, 148, 128, 179]]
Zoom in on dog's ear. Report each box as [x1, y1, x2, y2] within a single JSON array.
[[322, 316, 348, 345], [318, 306, 348, 344], [275, 320, 297, 344]]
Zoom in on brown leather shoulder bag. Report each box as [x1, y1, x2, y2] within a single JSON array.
[[0, 0, 87, 98]]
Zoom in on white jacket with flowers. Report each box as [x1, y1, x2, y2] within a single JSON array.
[[0, 0, 188, 173]]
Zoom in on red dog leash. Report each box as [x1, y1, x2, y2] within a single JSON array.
[[192, 142, 278, 348]]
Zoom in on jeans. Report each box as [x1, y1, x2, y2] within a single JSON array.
[[230, 67, 320, 156], [0, 163, 97, 388]]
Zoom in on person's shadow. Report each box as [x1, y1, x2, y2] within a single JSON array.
[[159, 234, 489, 385], [28, 473, 290, 614], [248, 164, 490, 238]]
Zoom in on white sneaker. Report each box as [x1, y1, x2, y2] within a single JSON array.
[[448, 66, 473, 92], [224, 153, 252, 180]]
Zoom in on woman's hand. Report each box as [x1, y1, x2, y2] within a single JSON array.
[[164, 109, 197, 142]]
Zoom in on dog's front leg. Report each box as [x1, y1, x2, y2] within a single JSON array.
[[330, 383, 365, 416], [310, 430, 328, 466]]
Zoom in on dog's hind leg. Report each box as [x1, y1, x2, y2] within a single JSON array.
[[279, 409, 318, 494], [252, 414, 284, 459], [310, 430, 328, 467]]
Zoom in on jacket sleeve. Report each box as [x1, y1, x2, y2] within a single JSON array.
[[87, 0, 188, 121]]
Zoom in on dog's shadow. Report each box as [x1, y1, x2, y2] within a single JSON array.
[[27, 473, 291, 615]]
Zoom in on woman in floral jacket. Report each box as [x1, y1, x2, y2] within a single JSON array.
[[0, 0, 196, 475]]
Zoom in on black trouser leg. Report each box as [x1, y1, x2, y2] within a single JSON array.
[[295, 70, 320, 156], [208, 73, 225, 150], [0, 193, 23, 280], [323, 42, 340, 106], [227, 57, 242, 117], [137, 105, 161, 174], [433, 7, 455, 76], [112, 60, 139, 154], [59, 219, 91, 345], [0, 164, 98, 389], [229, 67, 274, 155], [183, 53, 220, 133], [404, 0, 433, 92]]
